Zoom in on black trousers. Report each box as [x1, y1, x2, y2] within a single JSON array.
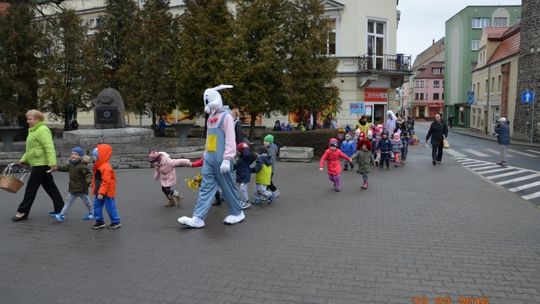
[[17, 166, 64, 215], [268, 172, 277, 192], [432, 142, 444, 162]]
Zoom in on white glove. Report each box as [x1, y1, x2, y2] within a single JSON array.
[[220, 159, 231, 174]]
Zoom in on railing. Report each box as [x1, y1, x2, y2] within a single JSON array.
[[358, 54, 411, 72]]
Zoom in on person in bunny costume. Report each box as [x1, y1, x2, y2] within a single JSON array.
[[177, 85, 244, 228]]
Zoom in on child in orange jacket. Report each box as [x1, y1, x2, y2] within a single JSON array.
[[90, 144, 121, 229], [319, 138, 352, 192]]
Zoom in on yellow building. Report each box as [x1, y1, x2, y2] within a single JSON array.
[[470, 22, 520, 136]]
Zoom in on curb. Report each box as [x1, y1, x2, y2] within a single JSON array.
[[451, 128, 540, 148]]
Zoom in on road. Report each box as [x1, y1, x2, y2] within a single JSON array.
[[415, 121, 540, 206]]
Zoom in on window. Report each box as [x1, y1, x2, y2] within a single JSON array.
[[433, 93, 440, 100], [420, 93, 424, 100], [420, 80, 424, 88], [471, 40, 480, 51], [497, 75, 502, 92], [415, 80, 419, 88], [87, 17, 101, 29], [432, 67, 443, 75], [442, 93, 444, 100], [433, 80, 440, 88], [493, 17, 508, 27], [485, 79, 489, 94], [491, 77, 495, 93], [326, 18, 336, 55], [472, 83, 476, 96], [415, 93, 419, 100], [367, 20, 385, 69], [472, 18, 490, 29]]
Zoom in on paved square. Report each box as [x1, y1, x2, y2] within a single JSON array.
[[1, 145, 539, 304]]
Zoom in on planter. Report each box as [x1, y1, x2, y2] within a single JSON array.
[[0, 127, 23, 152], [171, 123, 194, 146], [278, 146, 314, 162]]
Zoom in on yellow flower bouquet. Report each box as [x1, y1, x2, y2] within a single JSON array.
[[185, 173, 203, 190]]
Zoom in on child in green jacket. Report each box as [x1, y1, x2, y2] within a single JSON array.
[[53, 147, 93, 222], [351, 139, 375, 189]]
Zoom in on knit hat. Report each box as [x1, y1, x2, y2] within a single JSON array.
[[329, 138, 338, 147], [91, 147, 99, 159], [345, 134, 352, 140], [71, 146, 85, 157], [393, 133, 400, 141], [236, 143, 249, 154], [148, 149, 161, 163], [263, 134, 274, 144], [499, 117, 507, 122]]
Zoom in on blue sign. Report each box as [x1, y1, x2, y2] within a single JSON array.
[[521, 90, 535, 104], [350, 102, 366, 114], [467, 91, 475, 105]]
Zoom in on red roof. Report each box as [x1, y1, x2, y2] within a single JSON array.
[[484, 27, 508, 40], [415, 61, 445, 79], [487, 23, 521, 65]]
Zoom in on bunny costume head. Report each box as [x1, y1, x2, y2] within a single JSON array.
[[203, 84, 233, 114]]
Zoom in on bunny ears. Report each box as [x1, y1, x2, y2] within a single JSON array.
[[212, 84, 233, 91]]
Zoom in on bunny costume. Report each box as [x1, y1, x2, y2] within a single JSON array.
[[178, 85, 244, 228]]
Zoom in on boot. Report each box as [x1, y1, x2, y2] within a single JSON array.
[[361, 182, 368, 189], [172, 190, 183, 206], [164, 195, 176, 207]]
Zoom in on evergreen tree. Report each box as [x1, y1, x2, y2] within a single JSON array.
[[0, 2, 43, 125], [39, 10, 90, 130], [284, 0, 339, 128], [230, 0, 291, 138], [92, 0, 138, 90], [174, 0, 235, 117], [117, 0, 178, 130]]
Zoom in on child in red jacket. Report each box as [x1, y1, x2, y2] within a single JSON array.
[[319, 138, 352, 192]]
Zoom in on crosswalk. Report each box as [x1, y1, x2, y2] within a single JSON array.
[[455, 157, 540, 206], [444, 147, 540, 159]]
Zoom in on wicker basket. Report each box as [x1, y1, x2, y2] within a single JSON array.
[[0, 163, 27, 193]]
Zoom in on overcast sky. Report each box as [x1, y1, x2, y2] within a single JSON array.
[[397, 0, 522, 61]]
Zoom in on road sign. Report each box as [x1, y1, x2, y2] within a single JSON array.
[[467, 91, 475, 105], [521, 90, 535, 104]]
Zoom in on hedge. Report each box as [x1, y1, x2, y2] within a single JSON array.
[[268, 129, 339, 158]]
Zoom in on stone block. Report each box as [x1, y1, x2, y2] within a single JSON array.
[[278, 146, 314, 162]]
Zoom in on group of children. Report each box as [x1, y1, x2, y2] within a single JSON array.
[[320, 124, 412, 192], [51, 144, 121, 230]]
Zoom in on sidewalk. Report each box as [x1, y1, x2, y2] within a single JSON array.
[[451, 127, 540, 148]]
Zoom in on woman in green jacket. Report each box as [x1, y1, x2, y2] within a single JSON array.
[[12, 110, 64, 221]]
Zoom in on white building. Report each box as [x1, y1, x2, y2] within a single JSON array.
[[41, 0, 411, 128]]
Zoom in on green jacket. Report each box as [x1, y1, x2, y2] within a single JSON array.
[[57, 160, 92, 194], [21, 122, 57, 167], [351, 150, 374, 174]]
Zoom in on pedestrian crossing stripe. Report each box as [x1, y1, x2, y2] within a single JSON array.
[[470, 165, 500, 171], [475, 167, 515, 175], [465, 163, 494, 168], [484, 148, 514, 157], [522, 191, 540, 200], [462, 149, 490, 157], [445, 148, 466, 157], [525, 149, 540, 155], [508, 181, 540, 192], [507, 149, 539, 158], [496, 173, 540, 185], [486, 169, 529, 180]]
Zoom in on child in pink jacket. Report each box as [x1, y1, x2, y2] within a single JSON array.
[[148, 150, 192, 207], [320, 138, 352, 192]]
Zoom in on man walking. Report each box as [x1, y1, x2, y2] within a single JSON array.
[[494, 117, 510, 167]]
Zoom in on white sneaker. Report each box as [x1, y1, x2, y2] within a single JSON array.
[[273, 190, 280, 199], [177, 216, 205, 228], [223, 212, 245, 225]]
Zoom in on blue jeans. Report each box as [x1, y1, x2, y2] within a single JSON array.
[[60, 192, 92, 216], [93, 196, 120, 224]]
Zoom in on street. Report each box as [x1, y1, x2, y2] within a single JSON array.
[[0, 129, 539, 304], [416, 121, 540, 206]]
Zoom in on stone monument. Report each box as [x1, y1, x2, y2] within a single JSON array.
[[92, 88, 126, 129]]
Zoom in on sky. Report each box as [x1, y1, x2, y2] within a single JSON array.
[[397, 0, 522, 62]]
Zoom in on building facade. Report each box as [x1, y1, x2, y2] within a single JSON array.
[[444, 5, 521, 128], [37, 0, 410, 128], [513, 0, 540, 143], [407, 38, 445, 120], [470, 24, 520, 136]]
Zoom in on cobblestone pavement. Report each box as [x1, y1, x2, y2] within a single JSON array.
[[0, 143, 539, 304]]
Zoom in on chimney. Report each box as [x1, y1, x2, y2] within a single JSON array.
[[432, 39, 435, 45]]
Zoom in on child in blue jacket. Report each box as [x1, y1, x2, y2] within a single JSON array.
[[340, 134, 356, 171], [235, 143, 256, 209]]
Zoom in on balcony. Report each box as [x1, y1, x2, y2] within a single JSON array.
[[357, 53, 412, 88]]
